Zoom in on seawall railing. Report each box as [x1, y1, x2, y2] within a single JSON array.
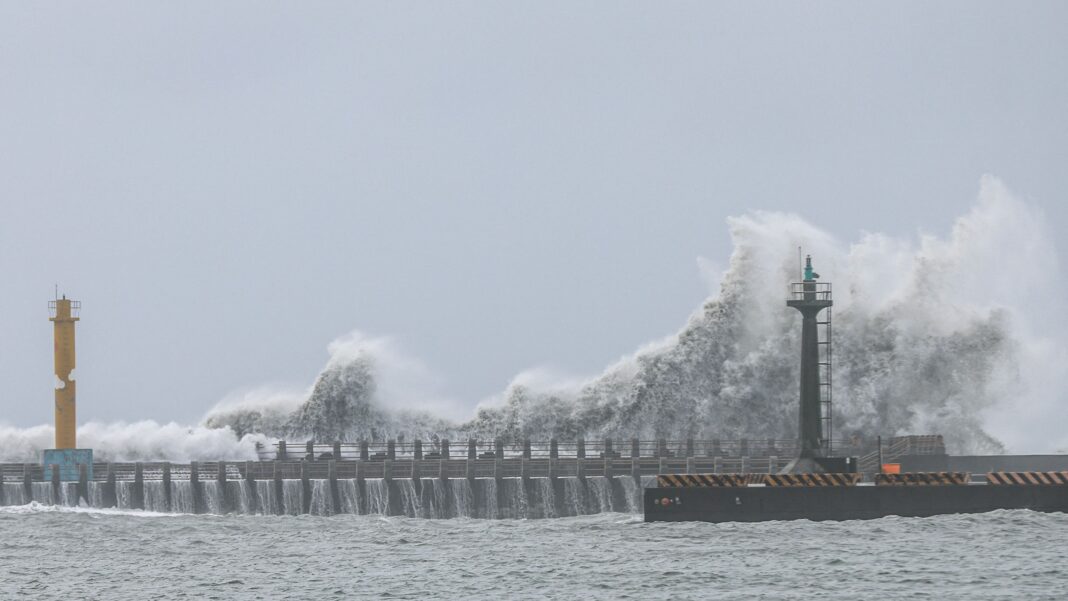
[[260, 437, 873, 462]]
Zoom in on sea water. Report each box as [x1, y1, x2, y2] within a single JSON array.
[[0, 506, 1065, 599]]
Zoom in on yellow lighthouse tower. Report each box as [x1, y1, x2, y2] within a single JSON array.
[[44, 294, 92, 482], [50, 296, 79, 448]]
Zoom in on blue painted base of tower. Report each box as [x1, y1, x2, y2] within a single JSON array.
[[42, 449, 93, 482]]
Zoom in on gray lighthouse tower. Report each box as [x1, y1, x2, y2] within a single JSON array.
[[786, 255, 833, 463]]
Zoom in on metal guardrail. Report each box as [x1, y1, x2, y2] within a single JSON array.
[[4, 456, 796, 483], [788, 281, 832, 302], [262, 438, 873, 462], [858, 435, 947, 475], [2, 435, 945, 483]]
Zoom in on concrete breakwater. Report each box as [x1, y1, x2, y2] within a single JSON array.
[[0, 454, 789, 518], [0, 464, 657, 518]]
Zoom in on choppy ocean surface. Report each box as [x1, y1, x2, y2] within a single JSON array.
[[1, 506, 1066, 600]]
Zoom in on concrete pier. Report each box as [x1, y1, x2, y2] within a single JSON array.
[[0, 437, 903, 516], [50, 464, 61, 502], [645, 482, 1068, 523], [245, 460, 258, 514], [78, 463, 89, 505], [22, 465, 32, 503], [133, 463, 144, 510], [300, 461, 311, 514], [162, 463, 172, 512], [104, 463, 116, 508]]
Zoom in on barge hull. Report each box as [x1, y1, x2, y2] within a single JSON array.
[[643, 484, 1068, 523]]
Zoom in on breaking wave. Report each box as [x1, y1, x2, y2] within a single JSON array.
[[2, 176, 1063, 460], [0, 422, 266, 463], [203, 176, 1065, 455]]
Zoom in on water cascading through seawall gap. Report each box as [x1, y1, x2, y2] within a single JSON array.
[[1, 476, 657, 518]]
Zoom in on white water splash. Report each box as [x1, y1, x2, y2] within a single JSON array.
[[203, 177, 1066, 453], [1, 177, 1063, 456], [0, 421, 267, 463]]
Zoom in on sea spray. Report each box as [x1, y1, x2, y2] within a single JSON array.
[[0, 421, 265, 463], [2, 178, 1063, 458], [202, 180, 1058, 453]]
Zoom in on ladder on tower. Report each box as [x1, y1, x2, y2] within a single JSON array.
[[817, 307, 833, 455]]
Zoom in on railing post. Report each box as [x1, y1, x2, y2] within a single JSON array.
[[441, 439, 450, 460], [766, 437, 778, 457], [604, 439, 613, 457], [494, 439, 503, 458], [740, 438, 749, 458], [277, 440, 287, 461], [577, 439, 585, 459], [549, 438, 558, 459], [686, 438, 695, 458], [658, 457, 667, 475], [631, 438, 640, 458], [523, 439, 531, 460], [360, 441, 369, 461], [657, 439, 667, 458], [414, 440, 423, 461], [686, 457, 695, 475], [306, 440, 315, 460], [467, 439, 476, 460], [877, 435, 883, 474], [333, 441, 342, 460], [387, 440, 396, 460]]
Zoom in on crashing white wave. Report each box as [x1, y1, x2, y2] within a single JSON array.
[[2, 176, 1064, 458], [203, 176, 1065, 454], [0, 421, 266, 463], [0, 502, 185, 518]]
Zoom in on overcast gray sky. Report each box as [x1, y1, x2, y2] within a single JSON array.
[[1, 2, 1065, 427]]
